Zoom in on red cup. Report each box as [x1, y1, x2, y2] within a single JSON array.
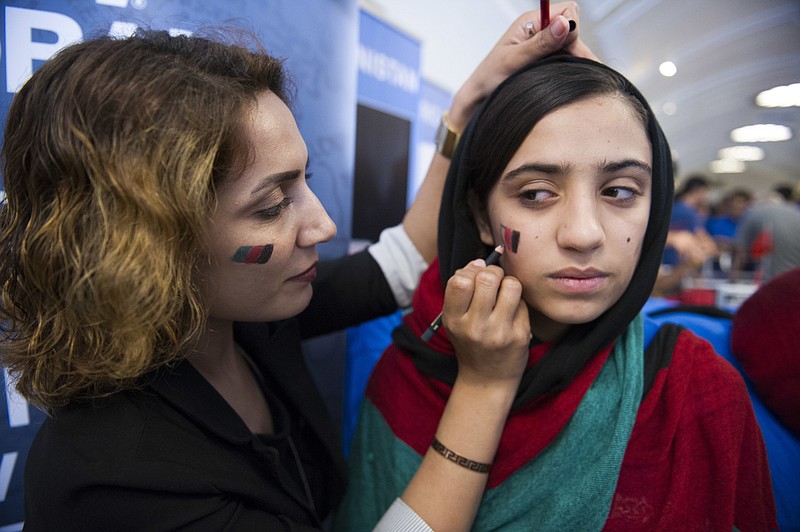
[[680, 288, 716, 306]]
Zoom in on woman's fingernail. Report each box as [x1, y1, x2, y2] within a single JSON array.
[[569, 20, 576, 32], [550, 17, 569, 38]]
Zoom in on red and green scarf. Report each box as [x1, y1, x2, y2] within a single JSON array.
[[335, 261, 777, 531]]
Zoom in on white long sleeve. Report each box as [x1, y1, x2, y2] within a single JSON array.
[[367, 225, 428, 308], [374, 498, 434, 532]]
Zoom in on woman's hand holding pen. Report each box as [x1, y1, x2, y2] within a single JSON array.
[[447, 1, 599, 133], [443, 258, 531, 389], [403, 257, 530, 530]]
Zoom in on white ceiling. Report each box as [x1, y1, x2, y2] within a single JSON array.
[[361, 0, 800, 199]]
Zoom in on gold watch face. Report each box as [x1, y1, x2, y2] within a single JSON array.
[[435, 118, 458, 157]]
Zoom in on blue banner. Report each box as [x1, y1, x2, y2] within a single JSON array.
[[357, 9, 420, 120], [1, 371, 46, 528], [411, 78, 453, 199]]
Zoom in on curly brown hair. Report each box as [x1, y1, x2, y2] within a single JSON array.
[[0, 29, 289, 410]]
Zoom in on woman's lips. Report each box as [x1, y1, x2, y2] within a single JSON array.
[[288, 262, 318, 283]]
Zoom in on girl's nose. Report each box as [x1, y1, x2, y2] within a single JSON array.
[[556, 198, 605, 252]]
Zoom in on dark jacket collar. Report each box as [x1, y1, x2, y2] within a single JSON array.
[[147, 319, 346, 477], [148, 355, 253, 444]]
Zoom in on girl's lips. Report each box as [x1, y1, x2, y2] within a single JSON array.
[[550, 267, 608, 279], [549, 268, 609, 293], [288, 262, 317, 283], [553, 276, 606, 293]]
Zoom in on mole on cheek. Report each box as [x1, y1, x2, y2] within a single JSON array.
[[627, 237, 631, 243], [231, 244, 274, 264], [500, 224, 521, 253]]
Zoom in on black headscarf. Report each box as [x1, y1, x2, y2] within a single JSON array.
[[400, 55, 673, 408]]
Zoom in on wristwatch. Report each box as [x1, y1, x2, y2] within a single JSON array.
[[435, 111, 460, 159]]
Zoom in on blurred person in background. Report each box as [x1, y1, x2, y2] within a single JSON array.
[[706, 187, 754, 273], [653, 175, 718, 297], [671, 174, 713, 230], [772, 182, 794, 202], [733, 183, 800, 282]]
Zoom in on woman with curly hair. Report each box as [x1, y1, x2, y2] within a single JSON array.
[[0, 5, 593, 529]]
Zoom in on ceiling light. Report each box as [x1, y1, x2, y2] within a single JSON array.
[[756, 83, 800, 108], [659, 61, 677, 77], [730, 124, 792, 143], [662, 102, 677, 115], [710, 159, 746, 174], [718, 146, 765, 161]]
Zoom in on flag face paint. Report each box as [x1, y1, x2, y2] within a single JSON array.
[[231, 244, 274, 264], [500, 225, 520, 253]]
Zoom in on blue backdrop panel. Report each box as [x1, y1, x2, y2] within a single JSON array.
[[1, 371, 47, 528], [352, 9, 421, 239], [357, 10, 420, 119], [411, 78, 453, 201]]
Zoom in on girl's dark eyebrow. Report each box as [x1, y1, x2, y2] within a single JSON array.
[[600, 159, 652, 175], [502, 163, 565, 181], [502, 159, 652, 182]]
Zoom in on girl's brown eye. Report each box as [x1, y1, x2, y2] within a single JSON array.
[[603, 187, 635, 199], [521, 189, 555, 202]]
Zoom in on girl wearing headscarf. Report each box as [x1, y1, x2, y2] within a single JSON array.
[[337, 56, 776, 531]]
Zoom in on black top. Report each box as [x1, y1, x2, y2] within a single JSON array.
[[23, 250, 397, 531]]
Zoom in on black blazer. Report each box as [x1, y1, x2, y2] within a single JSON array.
[[23, 251, 397, 531]]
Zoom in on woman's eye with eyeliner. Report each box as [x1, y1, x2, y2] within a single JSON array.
[[257, 197, 293, 219]]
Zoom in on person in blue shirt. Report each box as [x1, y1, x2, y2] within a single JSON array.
[[654, 175, 718, 296]]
